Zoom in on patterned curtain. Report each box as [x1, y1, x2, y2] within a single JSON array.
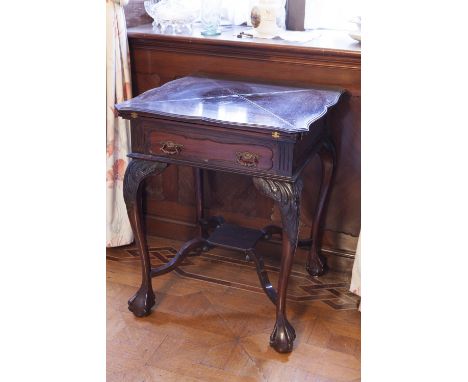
[[106, 0, 133, 247]]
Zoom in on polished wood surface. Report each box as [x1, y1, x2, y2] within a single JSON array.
[[126, 23, 361, 272], [117, 75, 341, 352], [127, 24, 361, 56], [107, 236, 361, 381], [116, 75, 342, 133]]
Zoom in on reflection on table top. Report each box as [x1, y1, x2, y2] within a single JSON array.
[[116, 75, 343, 133]]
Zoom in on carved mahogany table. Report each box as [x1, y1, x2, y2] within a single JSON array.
[[116, 76, 343, 353]]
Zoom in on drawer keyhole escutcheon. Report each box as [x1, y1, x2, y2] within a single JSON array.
[[236, 151, 260, 168], [160, 141, 183, 155]]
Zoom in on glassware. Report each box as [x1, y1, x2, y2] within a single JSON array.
[[200, 0, 222, 36], [146, 0, 198, 34], [144, 0, 161, 29]]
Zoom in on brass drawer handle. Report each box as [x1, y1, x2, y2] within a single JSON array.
[[160, 141, 183, 155], [236, 151, 260, 168]]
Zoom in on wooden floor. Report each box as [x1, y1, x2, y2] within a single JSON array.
[[107, 236, 361, 382]]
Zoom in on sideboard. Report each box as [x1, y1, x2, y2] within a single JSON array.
[[125, 24, 361, 272]]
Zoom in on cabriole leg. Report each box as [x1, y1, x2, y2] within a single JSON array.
[[194, 168, 205, 238], [253, 177, 303, 353], [306, 139, 336, 277], [123, 159, 168, 317]]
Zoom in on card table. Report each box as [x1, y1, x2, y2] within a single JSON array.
[[116, 75, 343, 353]]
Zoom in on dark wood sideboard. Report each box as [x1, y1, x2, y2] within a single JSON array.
[[125, 24, 361, 272]]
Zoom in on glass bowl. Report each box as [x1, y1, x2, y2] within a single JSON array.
[[144, 0, 161, 29], [156, 0, 198, 34], [145, 0, 198, 34]]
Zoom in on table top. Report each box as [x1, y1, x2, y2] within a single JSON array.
[[115, 76, 343, 133]]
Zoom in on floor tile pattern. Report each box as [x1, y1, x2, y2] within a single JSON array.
[[107, 237, 361, 382], [107, 244, 360, 311]]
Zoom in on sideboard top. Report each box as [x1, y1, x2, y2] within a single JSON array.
[[127, 24, 361, 62], [115, 75, 343, 133]]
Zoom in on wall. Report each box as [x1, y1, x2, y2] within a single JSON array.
[[124, 0, 152, 28]]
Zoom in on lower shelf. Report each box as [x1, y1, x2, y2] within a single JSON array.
[[206, 223, 266, 252]]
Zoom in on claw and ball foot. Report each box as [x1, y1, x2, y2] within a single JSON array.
[[270, 314, 297, 353], [128, 285, 155, 317], [306, 254, 327, 277]]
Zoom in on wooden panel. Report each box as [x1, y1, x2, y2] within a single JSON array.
[[130, 49, 360, 96], [128, 27, 361, 269]]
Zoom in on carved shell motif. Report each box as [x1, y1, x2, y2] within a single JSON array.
[[252, 177, 303, 247], [123, 160, 168, 207]]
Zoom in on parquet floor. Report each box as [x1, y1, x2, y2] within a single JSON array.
[[107, 236, 361, 382]]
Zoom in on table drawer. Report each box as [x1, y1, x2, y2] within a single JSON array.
[[148, 130, 274, 170]]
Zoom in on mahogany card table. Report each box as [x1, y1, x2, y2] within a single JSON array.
[[116, 76, 343, 353]]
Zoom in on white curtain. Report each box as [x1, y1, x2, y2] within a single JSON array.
[[106, 0, 134, 247], [305, 0, 361, 30], [218, 0, 360, 30], [350, 233, 361, 309]]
